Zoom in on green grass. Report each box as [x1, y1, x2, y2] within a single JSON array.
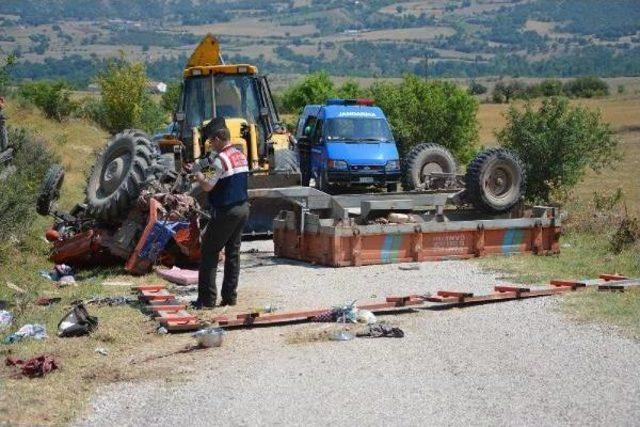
[[479, 232, 640, 284], [479, 232, 640, 340], [562, 288, 640, 340]]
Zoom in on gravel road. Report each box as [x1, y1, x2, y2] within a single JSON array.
[[79, 241, 640, 426]]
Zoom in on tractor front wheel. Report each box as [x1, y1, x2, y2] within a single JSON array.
[[36, 164, 65, 216]]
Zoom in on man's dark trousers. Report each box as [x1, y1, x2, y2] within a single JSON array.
[[198, 202, 250, 306]]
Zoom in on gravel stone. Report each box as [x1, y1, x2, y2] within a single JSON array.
[[78, 241, 640, 426]]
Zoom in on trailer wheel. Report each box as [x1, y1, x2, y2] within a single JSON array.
[[86, 130, 158, 222], [36, 164, 65, 216], [464, 148, 526, 213], [402, 143, 457, 190]]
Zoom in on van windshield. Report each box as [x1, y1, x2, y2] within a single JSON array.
[[324, 118, 394, 142]]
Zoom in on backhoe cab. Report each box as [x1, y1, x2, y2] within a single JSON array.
[[156, 35, 294, 176]]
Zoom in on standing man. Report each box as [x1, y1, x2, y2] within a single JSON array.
[[193, 117, 250, 308]]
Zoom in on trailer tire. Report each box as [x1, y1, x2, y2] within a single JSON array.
[[86, 130, 158, 222], [273, 149, 300, 173], [36, 164, 65, 216], [464, 148, 526, 214], [402, 143, 457, 190]]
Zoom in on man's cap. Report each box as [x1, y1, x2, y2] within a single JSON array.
[[202, 116, 228, 139]]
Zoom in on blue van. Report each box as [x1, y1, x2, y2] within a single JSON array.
[[296, 99, 401, 192]]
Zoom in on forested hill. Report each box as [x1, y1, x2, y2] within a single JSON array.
[[1, 0, 639, 86]]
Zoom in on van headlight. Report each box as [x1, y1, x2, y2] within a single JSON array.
[[385, 160, 400, 171], [328, 160, 348, 170]]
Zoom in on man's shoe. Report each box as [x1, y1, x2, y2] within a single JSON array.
[[220, 298, 237, 307], [190, 301, 215, 310]]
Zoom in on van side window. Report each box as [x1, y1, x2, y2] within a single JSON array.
[[302, 117, 316, 138]]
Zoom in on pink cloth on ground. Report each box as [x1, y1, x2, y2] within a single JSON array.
[[155, 266, 199, 286]]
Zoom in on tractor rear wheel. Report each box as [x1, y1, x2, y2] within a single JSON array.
[[464, 148, 526, 214], [402, 143, 457, 191], [86, 130, 158, 222], [36, 164, 65, 216]]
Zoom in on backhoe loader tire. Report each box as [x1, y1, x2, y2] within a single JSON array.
[[402, 143, 457, 191], [86, 130, 158, 222], [36, 164, 65, 216], [464, 148, 525, 214], [273, 149, 300, 173]]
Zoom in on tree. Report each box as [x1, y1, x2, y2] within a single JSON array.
[[280, 72, 335, 113], [19, 80, 78, 121], [497, 97, 619, 202], [468, 80, 487, 95], [336, 79, 364, 99], [95, 55, 148, 133], [371, 75, 479, 162], [0, 53, 15, 96], [563, 76, 609, 98]]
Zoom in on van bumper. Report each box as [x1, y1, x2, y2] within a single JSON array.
[[326, 170, 401, 187]]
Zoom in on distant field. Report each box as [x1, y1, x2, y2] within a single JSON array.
[[179, 18, 317, 38], [321, 26, 455, 42]]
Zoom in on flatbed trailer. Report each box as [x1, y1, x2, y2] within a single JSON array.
[[249, 187, 561, 267]]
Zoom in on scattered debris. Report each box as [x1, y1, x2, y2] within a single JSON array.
[[3, 324, 47, 343], [330, 329, 354, 341], [356, 324, 405, 338], [102, 280, 135, 287], [94, 347, 109, 356], [36, 297, 61, 306], [156, 326, 168, 335], [312, 301, 358, 323], [356, 309, 376, 325], [58, 303, 98, 337], [5, 355, 58, 378], [155, 266, 199, 286], [398, 264, 420, 271], [86, 296, 134, 306], [5, 282, 25, 294], [40, 264, 75, 284], [0, 310, 12, 330], [193, 327, 226, 348]]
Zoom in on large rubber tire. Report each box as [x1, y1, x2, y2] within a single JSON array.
[[273, 149, 300, 173], [86, 130, 158, 222], [464, 148, 526, 214], [402, 143, 457, 191], [36, 164, 65, 216]]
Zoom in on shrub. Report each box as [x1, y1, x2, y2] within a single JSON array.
[[92, 56, 166, 134], [19, 80, 78, 121], [563, 76, 609, 98], [537, 79, 563, 97], [95, 56, 149, 133], [160, 81, 182, 113], [497, 97, 619, 203], [491, 80, 528, 103], [0, 128, 57, 261], [468, 80, 487, 95], [371, 75, 478, 162]]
